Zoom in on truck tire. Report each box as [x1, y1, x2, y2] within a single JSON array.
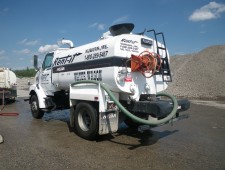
[[30, 95, 44, 119], [74, 102, 98, 140]]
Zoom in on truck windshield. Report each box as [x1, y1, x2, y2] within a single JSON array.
[[42, 53, 53, 69]]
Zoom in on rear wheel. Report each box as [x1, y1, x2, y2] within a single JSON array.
[[74, 102, 98, 140], [30, 95, 44, 119]]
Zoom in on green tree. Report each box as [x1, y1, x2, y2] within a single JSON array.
[[13, 68, 37, 77]]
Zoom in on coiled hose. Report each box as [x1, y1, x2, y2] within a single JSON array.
[[71, 80, 178, 126]]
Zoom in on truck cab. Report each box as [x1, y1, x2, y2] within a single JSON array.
[[40, 52, 55, 95]]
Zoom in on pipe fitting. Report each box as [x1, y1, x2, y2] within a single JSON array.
[[60, 39, 74, 48]]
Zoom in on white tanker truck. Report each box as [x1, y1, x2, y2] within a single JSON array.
[[29, 23, 190, 140], [0, 67, 17, 102]]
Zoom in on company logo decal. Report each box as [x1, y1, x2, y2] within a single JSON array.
[[53, 53, 82, 66]]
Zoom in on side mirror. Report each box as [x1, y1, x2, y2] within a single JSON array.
[[33, 55, 38, 70]]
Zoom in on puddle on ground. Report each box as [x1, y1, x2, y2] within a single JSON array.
[[43, 109, 70, 122]]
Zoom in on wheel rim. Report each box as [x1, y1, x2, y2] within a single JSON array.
[[78, 108, 92, 132], [31, 100, 38, 114]]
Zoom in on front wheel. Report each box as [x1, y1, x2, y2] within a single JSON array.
[[74, 102, 98, 140], [30, 94, 44, 119]]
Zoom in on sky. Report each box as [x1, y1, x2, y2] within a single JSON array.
[[0, 0, 225, 70]]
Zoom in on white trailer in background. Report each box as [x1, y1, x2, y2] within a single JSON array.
[[0, 67, 17, 101]]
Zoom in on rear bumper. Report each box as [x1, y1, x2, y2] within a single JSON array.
[[127, 98, 190, 119]]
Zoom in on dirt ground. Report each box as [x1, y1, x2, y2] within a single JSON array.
[[0, 77, 224, 169], [0, 97, 225, 170]]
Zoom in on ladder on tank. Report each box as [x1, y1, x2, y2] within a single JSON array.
[[147, 29, 172, 82]]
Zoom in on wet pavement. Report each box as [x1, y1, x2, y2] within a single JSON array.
[[0, 98, 225, 170]]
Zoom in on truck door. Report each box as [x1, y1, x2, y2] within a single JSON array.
[[41, 53, 54, 95]]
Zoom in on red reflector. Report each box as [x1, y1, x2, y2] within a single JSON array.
[[124, 76, 132, 82], [94, 97, 98, 100]]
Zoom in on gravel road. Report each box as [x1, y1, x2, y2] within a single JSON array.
[[16, 77, 34, 98], [0, 97, 225, 170]]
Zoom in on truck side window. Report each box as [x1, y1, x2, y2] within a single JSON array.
[[42, 53, 53, 69]]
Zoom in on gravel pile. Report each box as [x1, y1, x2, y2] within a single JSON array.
[[17, 77, 34, 97], [166, 45, 225, 100]]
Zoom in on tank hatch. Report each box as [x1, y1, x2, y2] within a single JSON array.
[[109, 23, 134, 36]]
